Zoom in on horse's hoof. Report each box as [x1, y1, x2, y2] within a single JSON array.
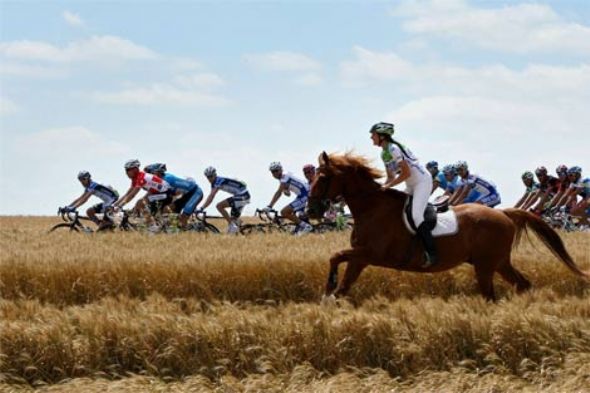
[[320, 294, 337, 306]]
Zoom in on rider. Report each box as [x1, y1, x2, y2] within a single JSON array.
[[426, 161, 447, 194], [264, 161, 313, 235], [450, 161, 501, 208], [144, 163, 203, 229], [370, 122, 436, 268], [531, 166, 560, 215], [441, 164, 461, 198], [113, 159, 171, 231], [546, 165, 570, 211], [559, 166, 590, 225], [303, 164, 316, 185], [200, 166, 250, 234], [515, 171, 540, 210], [62, 171, 119, 228]]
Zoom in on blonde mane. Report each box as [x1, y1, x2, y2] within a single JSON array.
[[327, 152, 383, 180]]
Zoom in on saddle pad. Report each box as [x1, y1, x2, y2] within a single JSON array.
[[402, 207, 459, 237]]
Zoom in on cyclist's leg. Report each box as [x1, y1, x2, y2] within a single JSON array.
[[87, 203, 103, 224], [217, 198, 233, 224], [227, 193, 250, 224]]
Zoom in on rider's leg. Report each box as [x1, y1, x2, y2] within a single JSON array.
[[216, 199, 232, 224], [179, 188, 203, 228], [281, 205, 300, 224], [410, 176, 438, 267], [571, 200, 589, 225], [86, 205, 100, 225]]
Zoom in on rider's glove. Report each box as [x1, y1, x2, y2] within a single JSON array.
[[63, 206, 75, 213]]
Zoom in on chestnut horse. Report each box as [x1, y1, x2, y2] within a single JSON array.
[[307, 152, 589, 301]]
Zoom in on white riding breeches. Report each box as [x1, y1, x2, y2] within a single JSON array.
[[404, 174, 433, 228]]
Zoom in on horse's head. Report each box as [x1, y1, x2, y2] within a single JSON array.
[[307, 151, 382, 219]]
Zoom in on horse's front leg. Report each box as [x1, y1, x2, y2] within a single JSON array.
[[334, 261, 368, 298], [325, 248, 365, 296]]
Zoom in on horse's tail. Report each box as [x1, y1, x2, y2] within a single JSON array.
[[503, 208, 589, 280]]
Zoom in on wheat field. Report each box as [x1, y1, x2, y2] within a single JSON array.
[[1, 216, 589, 392]]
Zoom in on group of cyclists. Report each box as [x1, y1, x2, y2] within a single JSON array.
[[62, 121, 588, 267], [514, 165, 589, 226]]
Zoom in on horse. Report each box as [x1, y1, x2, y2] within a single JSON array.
[[306, 152, 589, 301]]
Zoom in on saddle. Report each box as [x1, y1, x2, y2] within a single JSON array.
[[404, 195, 449, 232]]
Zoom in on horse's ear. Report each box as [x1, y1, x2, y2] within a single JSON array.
[[319, 151, 330, 167]]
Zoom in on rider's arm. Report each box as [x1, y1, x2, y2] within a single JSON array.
[[452, 186, 469, 206], [68, 192, 92, 209], [431, 179, 439, 194], [382, 161, 410, 189], [514, 192, 527, 209], [114, 186, 140, 208], [532, 191, 550, 213], [200, 188, 219, 210], [268, 184, 287, 208], [523, 190, 539, 210]]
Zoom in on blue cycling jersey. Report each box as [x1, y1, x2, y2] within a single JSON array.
[[445, 176, 461, 194], [212, 176, 248, 195], [86, 181, 118, 203], [280, 173, 309, 197], [163, 173, 198, 193], [434, 172, 448, 190], [461, 173, 498, 197], [570, 177, 590, 198]]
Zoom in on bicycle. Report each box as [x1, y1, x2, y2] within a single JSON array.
[[240, 208, 297, 235], [186, 211, 221, 234], [49, 208, 95, 233], [95, 209, 139, 232]]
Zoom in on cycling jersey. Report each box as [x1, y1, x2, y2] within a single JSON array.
[[280, 173, 309, 196], [570, 177, 590, 198], [445, 176, 462, 194], [86, 181, 118, 205], [538, 176, 560, 196], [163, 173, 197, 193], [558, 179, 570, 192], [212, 176, 248, 195], [381, 142, 428, 186], [132, 171, 170, 193], [461, 173, 498, 197], [525, 182, 540, 193], [434, 171, 448, 190]]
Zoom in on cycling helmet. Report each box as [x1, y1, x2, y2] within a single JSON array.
[[442, 165, 455, 175], [369, 122, 394, 136], [521, 171, 534, 181], [303, 164, 315, 173], [556, 165, 568, 175], [535, 166, 547, 176], [145, 163, 167, 174], [567, 166, 582, 175], [269, 161, 282, 171], [204, 166, 217, 177], [426, 161, 438, 170], [77, 170, 91, 180], [124, 159, 141, 170], [455, 161, 468, 170]]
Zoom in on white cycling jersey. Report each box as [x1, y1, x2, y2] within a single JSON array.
[[280, 173, 309, 197]]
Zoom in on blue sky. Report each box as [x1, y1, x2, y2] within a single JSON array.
[[1, 0, 589, 215]]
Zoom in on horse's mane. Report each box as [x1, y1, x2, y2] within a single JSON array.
[[327, 152, 407, 201]]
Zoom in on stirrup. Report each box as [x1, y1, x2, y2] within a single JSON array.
[[421, 252, 437, 268]]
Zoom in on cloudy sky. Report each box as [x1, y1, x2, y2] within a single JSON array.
[[1, 0, 589, 215]]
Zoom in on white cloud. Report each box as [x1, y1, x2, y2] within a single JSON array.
[[243, 51, 321, 72], [294, 73, 323, 86], [391, 0, 590, 56], [174, 73, 225, 89], [0, 35, 156, 63], [0, 97, 19, 115], [92, 83, 230, 107], [63, 10, 84, 27], [340, 46, 413, 87]]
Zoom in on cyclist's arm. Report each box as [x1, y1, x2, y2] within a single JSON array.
[[268, 184, 287, 208], [523, 190, 540, 210], [453, 186, 470, 206], [67, 192, 92, 209], [532, 191, 550, 213], [514, 192, 528, 209], [449, 186, 464, 205], [431, 179, 439, 194], [200, 188, 220, 210], [382, 161, 410, 189], [548, 189, 565, 208], [114, 186, 140, 208]]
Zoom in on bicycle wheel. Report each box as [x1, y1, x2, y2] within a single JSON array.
[[49, 223, 79, 233], [240, 224, 267, 235], [204, 223, 220, 234]]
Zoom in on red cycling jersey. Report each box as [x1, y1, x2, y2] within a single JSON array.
[[132, 171, 170, 193]]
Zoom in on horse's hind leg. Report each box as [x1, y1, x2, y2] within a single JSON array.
[[497, 261, 532, 293], [334, 262, 368, 298], [326, 249, 357, 295], [474, 263, 497, 302]]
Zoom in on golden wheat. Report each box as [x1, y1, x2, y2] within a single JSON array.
[[1, 217, 589, 392]]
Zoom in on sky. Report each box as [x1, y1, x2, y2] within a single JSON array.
[[1, 0, 589, 215]]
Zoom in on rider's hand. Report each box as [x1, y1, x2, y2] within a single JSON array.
[[63, 206, 75, 213]]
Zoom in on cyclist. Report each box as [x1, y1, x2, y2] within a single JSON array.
[[263, 161, 313, 235], [145, 163, 203, 229], [450, 161, 501, 207], [560, 166, 589, 225], [426, 161, 447, 194], [200, 166, 250, 234], [303, 164, 316, 185], [113, 159, 171, 231], [531, 166, 560, 215], [515, 171, 539, 210], [370, 122, 436, 267], [441, 164, 461, 198], [62, 171, 119, 228], [547, 165, 570, 211]]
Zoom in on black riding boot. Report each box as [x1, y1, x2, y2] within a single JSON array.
[[417, 222, 437, 268]]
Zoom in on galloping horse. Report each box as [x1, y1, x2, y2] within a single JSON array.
[[307, 152, 589, 301]]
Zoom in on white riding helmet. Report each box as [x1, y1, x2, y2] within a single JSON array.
[[77, 170, 91, 180], [124, 159, 141, 170], [269, 161, 282, 171], [204, 166, 217, 177]]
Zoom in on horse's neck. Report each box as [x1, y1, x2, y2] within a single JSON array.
[[342, 177, 404, 220]]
